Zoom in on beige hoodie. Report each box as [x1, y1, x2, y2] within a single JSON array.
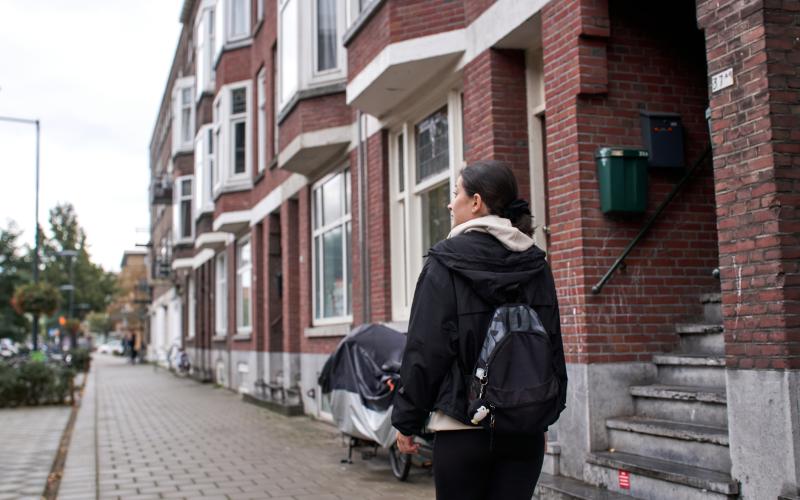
[[428, 215, 535, 432]]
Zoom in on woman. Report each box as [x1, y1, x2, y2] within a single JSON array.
[[391, 160, 567, 500]]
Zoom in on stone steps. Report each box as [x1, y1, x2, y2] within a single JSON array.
[[585, 451, 739, 499], [606, 416, 731, 473], [653, 353, 726, 387], [535, 472, 636, 500], [630, 384, 727, 427], [676, 323, 724, 355]]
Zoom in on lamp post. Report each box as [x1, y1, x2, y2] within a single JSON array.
[[0, 115, 41, 350]]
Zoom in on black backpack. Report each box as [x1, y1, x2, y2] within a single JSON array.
[[467, 303, 563, 435]]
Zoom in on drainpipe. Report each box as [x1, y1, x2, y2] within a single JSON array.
[[356, 111, 371, 323]]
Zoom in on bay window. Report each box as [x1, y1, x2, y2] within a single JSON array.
[[187, 276, 196, 339], [390, 92, 464, 320], [236, 237, 252, 334], [213, 0, 251, 64], [257, 68, 267, 173], [228, 0, 249, 41], [195, 1, 216, 95], [212, 81, 253, 193], [194, 125, 215, 217], [215, 252, 227, 336], [312, 168, 352, 324], [173, 175, 194, 243], [172, 77, 195, 153], [278, 0, 347, 111]]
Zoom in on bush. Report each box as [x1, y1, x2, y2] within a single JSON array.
[[68, 347, 91, 372], [0, 357, 76, 407], [12, 282, 61, 316]]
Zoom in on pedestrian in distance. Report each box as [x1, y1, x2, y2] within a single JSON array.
[[129, 331, 139, 364], [392, 160, 568, 500]]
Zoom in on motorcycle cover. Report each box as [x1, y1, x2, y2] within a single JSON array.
[[318, 323, 406, 448]]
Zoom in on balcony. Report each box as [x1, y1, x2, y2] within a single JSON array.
[[150, 176, 173, 205]]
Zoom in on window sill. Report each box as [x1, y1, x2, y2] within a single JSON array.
[[212, 334, 227, 342], [213, 178, 254, 198], [304, 322, 351, 338], [213, 38, 253, 68], [173, 148, 194, 158], [343, 0, 386, 47], [232, 333, 251, 341]]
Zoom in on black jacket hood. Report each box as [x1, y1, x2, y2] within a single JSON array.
[[427, 232, 548, 306]]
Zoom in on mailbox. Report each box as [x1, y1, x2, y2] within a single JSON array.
[[640, 111, 685, 168]]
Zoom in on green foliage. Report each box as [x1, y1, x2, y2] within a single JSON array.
[[0, 222, 30, 342], [0, 358, 76, 407], [87, 311, 113, 336], [68, 347, 91, 372], [12, 282, 61, 316]]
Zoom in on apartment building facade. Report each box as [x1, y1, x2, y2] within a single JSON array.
[[147, 1, 799, 498]]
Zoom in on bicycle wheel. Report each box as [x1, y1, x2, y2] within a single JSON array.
[[389, 443, 412, 481]]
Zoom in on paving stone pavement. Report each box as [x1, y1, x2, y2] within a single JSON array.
[[58, 356, 435, 500], [0, 405, 71, 499]]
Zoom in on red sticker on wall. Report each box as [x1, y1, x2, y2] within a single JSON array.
[[619, 470, 630, 489]]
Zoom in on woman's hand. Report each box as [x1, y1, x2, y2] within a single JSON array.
[[396, 431, 420, 454]]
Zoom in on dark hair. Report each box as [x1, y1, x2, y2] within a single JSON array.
[[460, 160, 533, 236]]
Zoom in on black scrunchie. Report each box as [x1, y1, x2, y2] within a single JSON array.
[[502, 199, 531, 220]]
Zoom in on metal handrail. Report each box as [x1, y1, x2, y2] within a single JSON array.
[[592, 145, 712, 295]]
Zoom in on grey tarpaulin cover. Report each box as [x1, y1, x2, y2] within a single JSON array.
[[317, 323, 406, 448]]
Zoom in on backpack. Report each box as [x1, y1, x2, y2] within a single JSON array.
[[467, 303, 563, 435]]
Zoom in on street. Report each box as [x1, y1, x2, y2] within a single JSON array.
[[57, 356, 434, 500]]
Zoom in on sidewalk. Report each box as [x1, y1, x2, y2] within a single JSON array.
[[0, 405, 71, 500], [58, 355, 434, 500]]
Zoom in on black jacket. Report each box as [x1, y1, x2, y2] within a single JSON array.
[[391, 231, 567, 436]]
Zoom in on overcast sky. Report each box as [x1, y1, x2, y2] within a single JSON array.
[[0, 0, 183, 272]]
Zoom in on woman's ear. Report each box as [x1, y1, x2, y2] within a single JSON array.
[[472, 193, 484, 214]]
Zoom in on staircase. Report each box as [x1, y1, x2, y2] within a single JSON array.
[[583, 293, 739, 499]]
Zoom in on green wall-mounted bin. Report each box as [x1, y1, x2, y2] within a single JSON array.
[[595, 148, 649, 214]]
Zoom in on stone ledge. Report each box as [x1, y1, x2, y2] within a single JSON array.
[[653, 354, 725, 367], [629, 384, 726, 404], [606, 416, 729, 445], [241, 393, 304, 417]]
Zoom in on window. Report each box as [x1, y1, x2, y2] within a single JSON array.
[[215, 252, 227, 336], [390, 92, 464, 320], [316, 0, 337, 72], [256, 0, 264, 23], [257, 68, 267, 173], [195, 3, 216, 94], [187, 276, 196, 339], [173, 176, 194, 242], [172, 77, 195, 152], [272, 44, 279, 162], [228, 0, 249, 41], [278, 0, 346, 111], [212, 81, 253, 193], [194, 125, 215, 216], [236, 237, 252, 333], [312, 168, 352, 323]]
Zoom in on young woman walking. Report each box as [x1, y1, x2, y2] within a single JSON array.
[[391, 160, 567, 500]]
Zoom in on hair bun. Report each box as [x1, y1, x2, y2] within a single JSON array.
[[503, 199, 531, 220]]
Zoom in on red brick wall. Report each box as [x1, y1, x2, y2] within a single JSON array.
[[277, 93, 351, 152], [215, 46, 252, 89], [463, 48, 531, 198], [281, 199, 301, 353], [543, 0, 718, 364], [465, 0, 496, 24], [346, 0, 466, 82], [697, 0, 800, 369]]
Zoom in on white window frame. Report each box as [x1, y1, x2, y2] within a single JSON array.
[[187, 275, 196, 339], [194, 125, 215, 217], [227, 0, 250, 42], [195, 1, 217, 96], [311, 167, 352, 326], [235, 236, 253, 335], [172, 77, 195, 153], [257, 67, 267, 173], [174, 175, 194, 244], [389, 91, 464, 321], [278, 0, 347, 112], [215, 252, 228, 336], [256, 0, 264, 23], [212, 80, 254, 194]]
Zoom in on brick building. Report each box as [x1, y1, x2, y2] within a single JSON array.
[[146, 1, 799, 498]]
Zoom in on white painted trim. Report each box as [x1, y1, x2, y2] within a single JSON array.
[[346, 29, 465, 105], [194, 231, 234, 249], [213, 209, 251, 232], [277, 125, 352, 168], [304, 322, 351, 338], [171, 258, 194, 270], [249, 173, 308, 226], [193, 248, 216, 269]]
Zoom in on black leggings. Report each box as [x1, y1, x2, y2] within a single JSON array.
[[433, 430, 545, 500]]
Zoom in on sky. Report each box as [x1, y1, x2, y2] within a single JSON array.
[[0, 0, 184, 272]]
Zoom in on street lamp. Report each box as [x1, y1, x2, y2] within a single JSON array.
[[0, 115, 41, 350]]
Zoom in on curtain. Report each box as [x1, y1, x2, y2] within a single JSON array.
[[317, 0, 337, 71]]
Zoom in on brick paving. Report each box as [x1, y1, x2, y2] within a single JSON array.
[[0, 405, 71, 500], [58, 356, 434, 500]]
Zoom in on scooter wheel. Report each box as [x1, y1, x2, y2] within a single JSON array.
[[389, 443, 412, 481]]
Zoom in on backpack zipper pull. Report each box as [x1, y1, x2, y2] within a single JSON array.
[[489, 405, 496, 452]]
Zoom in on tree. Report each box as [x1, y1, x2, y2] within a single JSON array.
[[87, 311, 114, 343], [0, 222, 31, 342], [41, 203, 118, 321]]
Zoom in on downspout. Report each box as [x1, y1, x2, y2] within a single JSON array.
[[357, 111, 371, 323]]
